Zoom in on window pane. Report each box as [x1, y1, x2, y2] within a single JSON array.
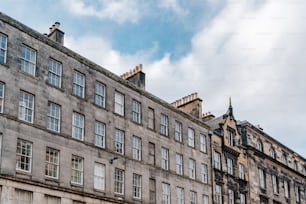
[[0, 34, 7, 64], [95, 121, 105, 148], [114, 129, 124, 154], [94, 162, 105, 190], [45, 147, 59, 178], [95, 82, 106, 107], [48, 59, 62, 88], [132, 100, 141, 123], [73, 71, 85, 98], [72, 112, 84, 140], [47, 102, 61, 132], [18, 91, 34, 123], [20, 45, 36, 75], [71, 155, 83, 185], [16, 139, 32, 172], [114, 168, 124, 194], [114, 92, 124, 115]]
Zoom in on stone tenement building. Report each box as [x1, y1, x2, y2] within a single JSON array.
[[238, 121, 306, 204], [204, 102, 306, 204], [0, 12, 212, 204], [0, 11, 305, 204]]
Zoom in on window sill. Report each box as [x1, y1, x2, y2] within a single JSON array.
[[93, 188, 106, 194], [47, 83, 65, 92], [17, 70, 38, 80], [0, 61, 9, 68], [92, 102, 107, 111], [131, 120, 142, 126], [113, 112, 125, 118], [147, 127, 155, 132], [71, 182, 84, 188], [45, 176, 59, 183], [71, 93, 87, 102]]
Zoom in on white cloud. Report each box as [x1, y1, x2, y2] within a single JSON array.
[[64, 0, 306, 156], [158, 0, 188, 16], [61, 0, 143, 23]]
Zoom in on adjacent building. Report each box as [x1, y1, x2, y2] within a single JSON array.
[[0, 11, 305, 204]]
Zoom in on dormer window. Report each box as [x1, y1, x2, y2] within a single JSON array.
[[282, 153, 288, 165], [256, 139, 263, 152], [269, 147, 276, 159]]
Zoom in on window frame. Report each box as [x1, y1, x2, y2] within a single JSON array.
[[132, 99, 141, 124], [72, 112, 84, 141], [256, 139, 263, 152], [162, 182, 170, 204], [20, 44, 36, 76], [133, 173, 142, 199], [214, 152, 221, 170], [47, 102, 61, 133], [202, 194, 209, 204], [240, 193, 246, 204], [114, 91, 124, 116], [227, 158, 233, 175], [239, 164, 245, 180], [176, 153, 183, 175], [132, 136, 142, 161], [258, 168, 266, 189], [15, 189, 33, 204], [148, 107, 155, 130], [176, 186, 184, 204], [271, 174, 279, 194], [94, 81, 106, 108], [175, 121, 183, 142], [72, 71, 85, 98], [200, 134, 207, 153], [201, 163, 208, 184], [114, 168, 125, 195], [161, 147, 169, 170], [114, 129, 125, 155], [215, 185, 222, 204], [94, 162, 105, 191], [190, 191, 197, 204], [189, 159, 196, 179], [45, 147, 60, 179], [160, 113, 169, 136], [284, 180, 290, 198], [188, 128, 195, 147], [0, 33, 7, 64], [71, 155, 84, 185], [48, 58, 62, 88], [18, 91, 35, 123], [16, 139, 32, 173], [228, 189, 234, 204], [95, 121, 106, 148]]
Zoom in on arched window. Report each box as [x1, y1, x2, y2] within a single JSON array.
[[256, 139, 263, 152], [269, 147, 276, 159]]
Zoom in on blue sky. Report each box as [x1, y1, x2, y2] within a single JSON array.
[[1, 0, 306, 157]]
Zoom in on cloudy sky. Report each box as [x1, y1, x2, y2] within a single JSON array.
[[1, 0, 306, 157]]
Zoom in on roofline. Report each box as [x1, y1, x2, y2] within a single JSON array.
[[0, 11, 210, 130], [238, 120, 306, 162]]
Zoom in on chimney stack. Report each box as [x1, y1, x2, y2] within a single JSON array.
[[202, 112, 215, 122], [172, 93, 203, 119], [121, 64, 146, 90], [48, 22, 64, 45]]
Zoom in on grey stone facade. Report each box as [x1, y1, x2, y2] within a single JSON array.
[[0, 12, 212, 204]]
